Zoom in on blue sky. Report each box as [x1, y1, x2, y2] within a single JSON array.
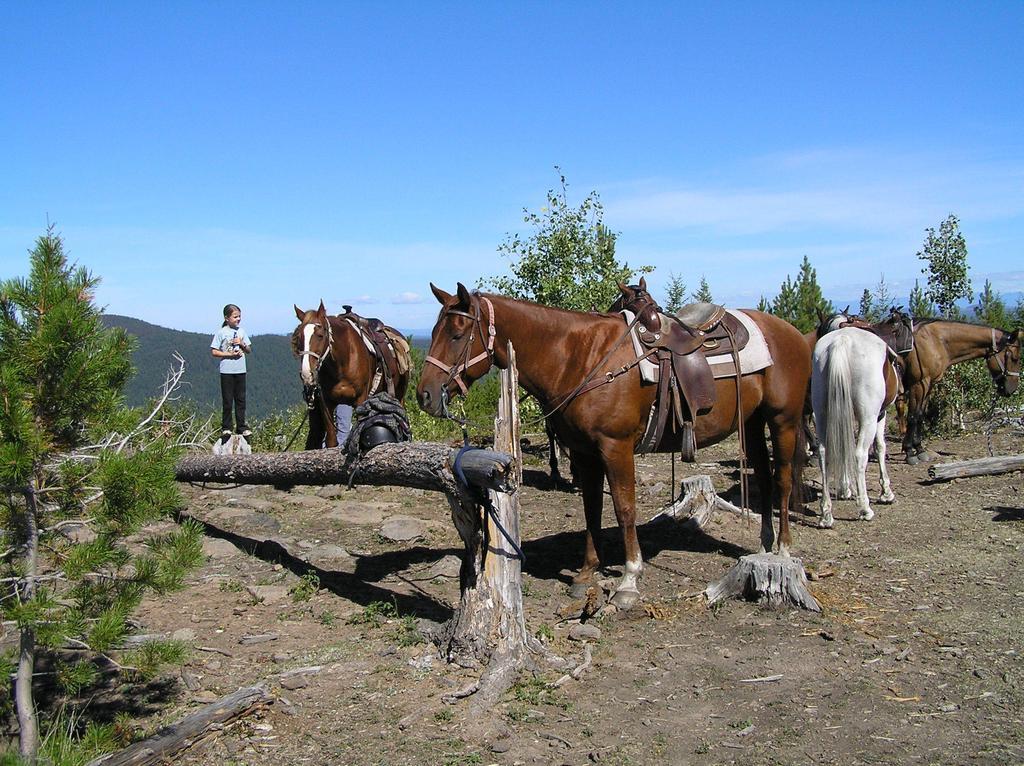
[[2, 2, 1022, 335]]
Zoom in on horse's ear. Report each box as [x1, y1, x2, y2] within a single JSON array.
[[294, 304, 305, 320], [456, 282, 472, 308], [638, 276, 647, 291], [618, 282, 630, 298], [816, 307, 826, 322], [317, 300, 327, 316], [430, 283, 451, 305]]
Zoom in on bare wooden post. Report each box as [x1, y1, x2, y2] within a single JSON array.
[[435, 342, 548, 706]]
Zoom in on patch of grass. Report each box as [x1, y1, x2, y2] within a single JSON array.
[[434, 708, 453, 722], [535, 623, 554, 642], [218, 578, 243, 593], [289, 572, 320, 603], [317, 610, 336, 627], [695, 739, 712, 754], [730, 718, 753, 730], [394, 615, 423, 647], [347, 599, 399, 628]]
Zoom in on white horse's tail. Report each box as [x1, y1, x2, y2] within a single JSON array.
[[823, 334, 857, 490]]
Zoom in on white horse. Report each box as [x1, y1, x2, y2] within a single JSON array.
[[812, 327, 900, 527]]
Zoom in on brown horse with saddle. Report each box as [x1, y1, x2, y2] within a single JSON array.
[[292, 302, 411, 450], [417, 281, 809, 609]]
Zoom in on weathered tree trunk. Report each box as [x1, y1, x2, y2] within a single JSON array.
[[16, 485, 40, 762], [435, 343, 548, 707], [175, 442, 512, 496], [706, 553, 820, 611], [927, 454, 1024, 482], [650, 474, 746, 530], [85, 684, 270, 766]]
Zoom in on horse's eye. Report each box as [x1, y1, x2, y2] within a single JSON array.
[[452, 332, 464, 341]]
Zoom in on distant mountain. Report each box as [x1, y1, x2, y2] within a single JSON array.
[[102, 315, 429, 417]]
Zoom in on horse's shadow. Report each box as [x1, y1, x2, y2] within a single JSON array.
[[990, 506, 1024, 522]]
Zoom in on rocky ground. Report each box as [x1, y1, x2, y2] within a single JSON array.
[[123, 429, 1023, 766]]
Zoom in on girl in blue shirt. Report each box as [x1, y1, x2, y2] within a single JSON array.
[[210, 304, 252, 441]]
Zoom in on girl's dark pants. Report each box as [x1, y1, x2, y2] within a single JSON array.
[[220, 372, 247, 432]]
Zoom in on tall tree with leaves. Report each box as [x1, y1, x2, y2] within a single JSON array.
[[482, 169, 651, 311], [663, 273, 687, 314], [770, 275, 800, 326], [767, 256, 832, 333], [917, 213, 972, 320], [691, 275, 713, 304], [1, 230, 203, 761], [858, 288, 875, 323]]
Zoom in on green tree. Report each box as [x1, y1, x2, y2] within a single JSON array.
[[767, 256, 832, 333], [1, 230, 202, 760], [858, 289, 875, 323], [908, 278, 935, 318], [974, 279, 1009, 328], [756, 295, 771, 313], [917, 213, 972, 320], [663, 273, 687, 314], [770, 275, 800, 326], [691, 275, 713, 304], [481, 169, 651, 311]]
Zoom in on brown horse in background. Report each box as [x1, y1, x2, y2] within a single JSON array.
[[292, 302, 410, 449], [900, 320, 1020, 463], [417, 283, 810, 609]]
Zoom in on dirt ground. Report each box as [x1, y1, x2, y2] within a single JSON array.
[[130, 428, 1023, 766]]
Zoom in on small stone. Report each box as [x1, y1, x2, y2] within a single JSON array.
[[193, 690, 219, 703], [245, 585, 290, 605], [280, 674, 309, 690], [172, 628, 197, 642], [938, 703, 958, 713], [180, 669, 201, 691], [568, 624, 601, 642], [380, 516, 429, 542], [491, 740, 512, 753]]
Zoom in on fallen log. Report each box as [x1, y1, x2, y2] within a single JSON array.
[[175, 441, 513, 495], [705, 553, 820, 612], [85, 684, 270, 766], [927, 454, 1024, 482]]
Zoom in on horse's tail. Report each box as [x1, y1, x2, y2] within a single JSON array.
[[822, 334, 857, 490]]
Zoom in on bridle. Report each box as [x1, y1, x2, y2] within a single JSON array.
[[424, 293, 496, 406], [987, 328, 1021, 388], [297, 317, 334, 409]]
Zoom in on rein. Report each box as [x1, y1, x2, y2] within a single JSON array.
[[425, 295, 496, 398], [987, 328, 1021, 385], [298, 318, 335, 408]]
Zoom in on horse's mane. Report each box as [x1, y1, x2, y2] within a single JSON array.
[[484, 292, 620, 320]]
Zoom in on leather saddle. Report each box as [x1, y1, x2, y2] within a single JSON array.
[[869, 308, 914, 357], [617, 288, 750, 457], [339, 306, 410, 396]]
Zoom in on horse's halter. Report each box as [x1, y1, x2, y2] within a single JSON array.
[[425, 294, 496, 403], [297, 317, 334, 407], [987, 328, 1021, 388]]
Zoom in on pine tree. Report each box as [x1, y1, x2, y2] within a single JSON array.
[[482, 168, 651, 311], [1, 229, 203, 760], [908, 278, 935, 318], [793, 255, 834, 333], [663, 273, 687, 314], [871, 275, 895, 320], [858, 289, 875, 323], [771, 275, 799, 326], [974, 279, 1008, 328], [917, 213, 972, 320], [756, 295, 771, 313], [691, 275, 713, 304]]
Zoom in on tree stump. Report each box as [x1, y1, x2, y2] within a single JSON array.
[[433, 342, 554, 707], [650, 474, 746, 530], [705, 553, 820, 611]]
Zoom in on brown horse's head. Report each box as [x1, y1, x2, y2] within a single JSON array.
[[417, 283, 496, 417], [987, 328, 1021, 396], [292, 300, 332, 387], [609, 276, 662, 329]]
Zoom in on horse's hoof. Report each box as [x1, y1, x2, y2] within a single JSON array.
[[859, 509, 875, 521], [818, 517, 834, 529], [609, 588, 641, 611], [917, 451, 937, 463], [905, 454, 919, 465], [879, 493, 896, 505], [568, 582, 592, 599]]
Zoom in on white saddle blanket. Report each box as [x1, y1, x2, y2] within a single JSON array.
[[624, 308, 773, 382]]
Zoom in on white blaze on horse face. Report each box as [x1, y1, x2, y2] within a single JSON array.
[[300, 324, 316, 386]]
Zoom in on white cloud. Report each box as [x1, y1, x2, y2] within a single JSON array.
[[391, 292, 422, 304]]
